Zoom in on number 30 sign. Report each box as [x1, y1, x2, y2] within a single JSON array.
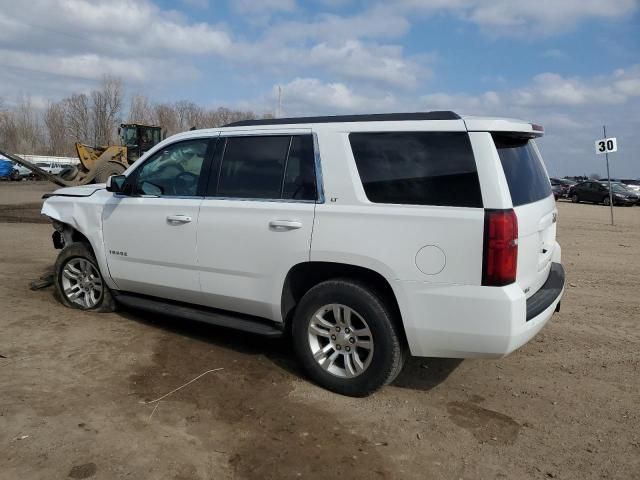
[[595, 137, 617, 154]]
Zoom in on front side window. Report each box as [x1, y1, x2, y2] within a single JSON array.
[[134, 139, 209, 196], [349, 132, 482, 207], [213, 134, 317, 200]]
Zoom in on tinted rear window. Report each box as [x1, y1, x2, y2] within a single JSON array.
[[493, 135, 552, 206], [349, 132, 482, 207]]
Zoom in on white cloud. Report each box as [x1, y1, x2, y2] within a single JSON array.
[[398, 0, 639, 35], [270, 78, 397, 115], [0, 0, 233, 57], [305, 41, 424, 88], [233, 0, 296, 13]]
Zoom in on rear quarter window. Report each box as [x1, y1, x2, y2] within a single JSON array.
[[493, 135, 552, 206], [349, 132, 483, 208]]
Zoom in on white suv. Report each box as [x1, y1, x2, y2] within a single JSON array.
[[42, 111, 565, 396]]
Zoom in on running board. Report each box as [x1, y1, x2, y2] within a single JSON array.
[[114, 293, 284, 338]]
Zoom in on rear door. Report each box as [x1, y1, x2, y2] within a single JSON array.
[[493, 134, 557, 298], [197, 132, 317, 321]]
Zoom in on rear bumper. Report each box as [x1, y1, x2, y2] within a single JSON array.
[[395, 262, 565, 359]]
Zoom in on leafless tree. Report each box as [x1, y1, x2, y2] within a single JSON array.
[[91, 76, 123, 146], [0, 77, 272, 156], [64, 93, 91, 145], [12, 96, 43, 154], [44, 101, 69, 155], [128, 94, 154, 124]]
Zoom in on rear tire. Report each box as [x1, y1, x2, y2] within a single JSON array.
[[292, 279, 405, 397], [94, 161, 126, 184], [54, 242, 116, 312], [603, 196, 611, 206], [571, 194, 580, 203]]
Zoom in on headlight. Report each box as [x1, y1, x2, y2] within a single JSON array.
[[614, 193, 624, 198]]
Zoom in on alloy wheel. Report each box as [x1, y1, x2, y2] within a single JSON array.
[[307, 304, 374, 378], [61, 258, 103, 309]]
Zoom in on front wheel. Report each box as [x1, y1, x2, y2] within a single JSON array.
[[603, 196, 611, 206], [292, 279, 405, 397], [54, 242, 116, 312], [571, 194, 580, 203]]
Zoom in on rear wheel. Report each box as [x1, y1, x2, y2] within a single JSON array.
[[94, 161, 126, 184], [54, 242, 116, 312], [571, 194, 580, 203], [292, 279, 405, 397], [603, 196, 611, 206]]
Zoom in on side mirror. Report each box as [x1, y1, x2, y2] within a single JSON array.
[[106, 174, 127, 193]]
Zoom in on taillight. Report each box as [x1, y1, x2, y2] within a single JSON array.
[[482, 209, 518, 286]]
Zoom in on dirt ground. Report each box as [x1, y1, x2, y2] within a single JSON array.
[[0, 182, 638, 480]]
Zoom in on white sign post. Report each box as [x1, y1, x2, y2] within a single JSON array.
[[595, 128, 617, 225]]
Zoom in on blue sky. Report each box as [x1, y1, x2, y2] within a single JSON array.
[[0, 0, 639, 177]]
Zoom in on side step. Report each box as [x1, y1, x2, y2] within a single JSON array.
[[114, 293, 284, 338]]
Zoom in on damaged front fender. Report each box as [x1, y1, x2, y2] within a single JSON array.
[[41, 189, 117, 290]]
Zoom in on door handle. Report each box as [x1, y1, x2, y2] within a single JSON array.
[[167, 215, 192, 224], [269, 220, 302, 230]]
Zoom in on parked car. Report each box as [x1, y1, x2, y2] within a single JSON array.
[[619, 179, 640, 193], [34, 161, 66, 176], [550, 178, 576, 199], [12, 161, 32, 179], [551, 182, 562, 200], [0, 159, 19, 180], [569, 181, 637, 206], [41, 111, 565, 396]]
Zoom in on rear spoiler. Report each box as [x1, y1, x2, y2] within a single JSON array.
[[464, 118, 544, 138]]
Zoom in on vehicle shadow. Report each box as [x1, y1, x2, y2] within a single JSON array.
[[118, 308, 304, 375], [118, 308, 461, 394], [391, 356, 463, 391]]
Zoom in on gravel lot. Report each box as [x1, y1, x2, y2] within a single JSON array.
[[0, 182, 638, 479]]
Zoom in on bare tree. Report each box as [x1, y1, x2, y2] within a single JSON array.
[[128, 94, 154, 124], [44, 101, 69, 155], [0, 77, 272, 156], [64, 93, 91, 145], [12, 96, 43, 154], [91, 76, 123, 146]]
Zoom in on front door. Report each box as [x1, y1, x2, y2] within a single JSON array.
[[197, 132, 318, 321], [102, 137, 213, 304]]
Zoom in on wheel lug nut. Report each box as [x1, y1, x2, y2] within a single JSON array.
[[336, 345, 342, 350], [345, 328, 350, 334], [335, 326, 341, 332], [345, 346, 351, 352], [349, 337, 355, 344], [331, 335, 336, 340]]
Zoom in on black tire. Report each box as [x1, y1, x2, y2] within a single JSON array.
[[94, 161, 126, 184], [60, 165, 79, 181], [603, 196, 611, 206], [571, 194, 580, 203], [10, 170, 20, 181], [54, 242, 116, 312], [292, 279, 405, 397]]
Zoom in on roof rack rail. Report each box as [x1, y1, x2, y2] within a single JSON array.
[[224, 111, 460, 127]]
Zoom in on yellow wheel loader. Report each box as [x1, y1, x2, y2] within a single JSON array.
[[0, 124, 163, 187]]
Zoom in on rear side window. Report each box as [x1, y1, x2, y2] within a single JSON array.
[[349, 132, 482, 207], [213, 134, 317, 200], [493, 135, 552, 206]]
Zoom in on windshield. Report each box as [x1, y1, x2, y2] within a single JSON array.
[[493, 135, 552, 206], [603, 183, 630, 193], [121, 127, 138, 147]]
